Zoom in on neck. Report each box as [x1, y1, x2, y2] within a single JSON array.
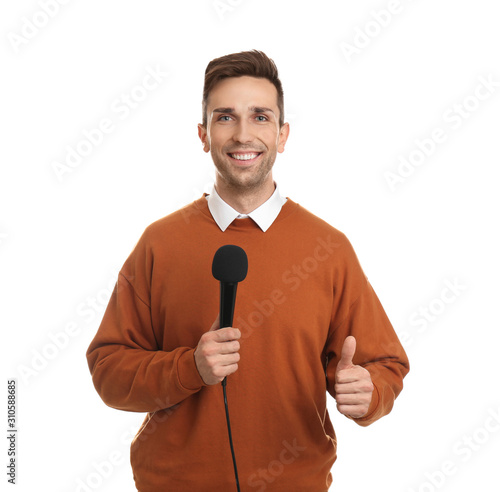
[[215, 177, 275, 214]]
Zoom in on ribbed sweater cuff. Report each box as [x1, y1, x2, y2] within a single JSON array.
[[177, 348, 207, 392]]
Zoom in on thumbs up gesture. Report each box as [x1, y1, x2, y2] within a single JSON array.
[[334, 336, 374, 419]]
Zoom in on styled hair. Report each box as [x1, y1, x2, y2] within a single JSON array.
[[202, 49, 284, 128]]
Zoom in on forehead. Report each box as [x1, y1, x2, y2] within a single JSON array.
[[207, 76, 278, 112]]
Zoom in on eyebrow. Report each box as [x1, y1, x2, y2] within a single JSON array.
[[212, 106, 275, 114]]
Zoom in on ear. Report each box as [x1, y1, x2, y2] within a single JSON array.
[[277, 122, 290, 153], [197, 123, 210, 153]]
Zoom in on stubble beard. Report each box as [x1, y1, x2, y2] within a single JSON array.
[[212, 150, 277, 193]]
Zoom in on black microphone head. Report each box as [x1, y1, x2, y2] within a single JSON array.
[[212, 245, 248, 283]]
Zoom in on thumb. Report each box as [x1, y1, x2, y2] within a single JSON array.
[[209, 313, 221, 332], [337, 336, 356, 371]]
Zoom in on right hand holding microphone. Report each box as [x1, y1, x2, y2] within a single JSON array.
[[194, 314, 241, 385]]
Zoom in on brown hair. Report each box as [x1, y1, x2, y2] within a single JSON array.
[[202, 49, 284, 128]]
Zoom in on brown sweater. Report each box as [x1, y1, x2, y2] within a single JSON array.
[[86, 195, 409, 491]]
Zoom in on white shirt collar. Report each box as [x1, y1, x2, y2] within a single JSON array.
[[206, 183, 287, 232]]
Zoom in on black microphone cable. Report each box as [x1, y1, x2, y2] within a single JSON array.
[[222, 377, 240, 492]]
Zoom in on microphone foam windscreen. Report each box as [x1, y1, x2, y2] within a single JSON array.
[[212, 245, 248, 283]]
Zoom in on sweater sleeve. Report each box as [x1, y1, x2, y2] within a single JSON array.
[[325, 238, 409, 427], [86, 231, 207, 413]]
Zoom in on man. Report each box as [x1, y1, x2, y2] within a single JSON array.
[[86, 50, 409, 491]]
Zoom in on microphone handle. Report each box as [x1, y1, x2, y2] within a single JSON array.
[[219, 282, 238, 329], [218, 281, 241, 491]]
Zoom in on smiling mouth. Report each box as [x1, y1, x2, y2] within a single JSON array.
[[227, 152, 263, 162]]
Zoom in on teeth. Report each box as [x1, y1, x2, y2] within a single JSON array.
[[229, 153, 260, 161]]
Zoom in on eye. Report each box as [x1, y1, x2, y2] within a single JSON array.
[[256, 115, 268, 122], [218, 115, 232, 121]]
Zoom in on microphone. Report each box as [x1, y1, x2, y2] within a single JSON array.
[[212, 245, 248, 330], [211, 245, 247, 492]]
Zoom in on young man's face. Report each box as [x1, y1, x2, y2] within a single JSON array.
[[198, 75, 289, 193]]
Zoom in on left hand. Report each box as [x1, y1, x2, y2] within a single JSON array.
[[334, 336, 374, 419]]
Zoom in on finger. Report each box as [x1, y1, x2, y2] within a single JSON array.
[[219, 352, 240, 365], [335, 366, 373, 393], [335, 367, 366, 384], [335, 393, 370, 406], [337, 404, 368, 419], [337, 336, 356, 372], [212, 327, 241, 342], [335, 383, 373, 397], [210, 361, 239, 383], [222, 362, 239, 377], [209, 313, 220, 332], [217, 340, 240, 355], [335, 381, 364, 394]]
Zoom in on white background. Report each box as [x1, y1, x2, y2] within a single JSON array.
[[2, 1, 500, 491]]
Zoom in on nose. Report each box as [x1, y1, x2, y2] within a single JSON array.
[[232, 119, 254, 144]]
